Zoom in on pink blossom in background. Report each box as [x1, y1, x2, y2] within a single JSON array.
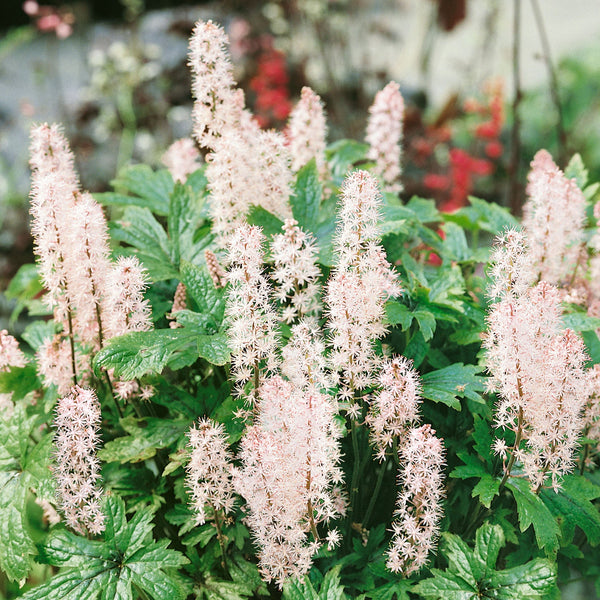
[[287, 86, 328, 177], [366, 81, 404, 192], [161, 138, 201, 183], [523, 149, 587, 285]]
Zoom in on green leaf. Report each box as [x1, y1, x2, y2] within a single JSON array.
[[487, 559, 557, 599], [0, 365, 39, 401], [413, 308, 436, 341], [474, 523, 504, 579], [406, 197, 440, 223], [467, 197, 518, 234], [180, 261, 225, 332], [246, 206, 285, 238], [283, 565, 348, 600], [292, 159, 322, 231], [422, 364, 486, 410], [25, 496, 189, 600], [94, 329, 198, 379], [564, 153, 588, 189], [413, 569, 477, 600], [385, 301, 414, 330], [326, 139, 368, 180], [442, 222, 471, 262], [0, 503, 35, 583], [22, 320, 57, 351], [561, 312, 600, 332], [168, 183, 208, 267], [5, 263, 44, 323], [109, 165, 174, 215], [442, 533, 478, 586], [110, 207, 177, 281], [473, 416, 494, 466], [472, 475, 500, 509], [507, 479, 560, 554], [99, 416, 189, 464], [540, 474, 600, 546], [196, 332, 230, 366], [416, 523, 557, 600]]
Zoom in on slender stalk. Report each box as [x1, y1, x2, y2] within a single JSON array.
[[363, 459, 387, 528], [529, 0, 567, 165], [580, 441, 591, 476], [508, 0, 523, 215], [66, 307, 78, 386], [212, 507, 228, 571], [499, 406, 524, 490]]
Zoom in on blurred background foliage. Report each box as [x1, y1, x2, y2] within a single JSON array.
[[1, 0, 600, 322]]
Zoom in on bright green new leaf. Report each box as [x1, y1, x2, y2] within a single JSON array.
[[246, 205, 285, 238], [98, 416, 189, 464], [180, 260, 225, 332]]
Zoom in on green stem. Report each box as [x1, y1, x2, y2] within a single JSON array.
[[363, 459, 387, 528]]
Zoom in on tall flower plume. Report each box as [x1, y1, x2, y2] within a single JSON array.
[[366, 81, 404, 192], [65, 192, 112, 348], [387, 424, 445, 575], [523, 149, 587, 285], [189, 20, 241, 150], [0, 330, 26, 371], [225, 224, 279, 395], [186, 418, 235, 525], [29, 123, 79, 324], [53, 385, 105, 535], [234, 375, 344, 587], [325, 170, 400, 403], [287, 86, 328, 177], [485, 232, 589, 491]]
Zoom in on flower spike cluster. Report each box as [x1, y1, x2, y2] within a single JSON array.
[[485, 232, 589, 491], [190, 21, 292, 248], [161, 138, 201, 183], [366, 356, 422, 461], [233, 375, 344, 587], [325, 170, 401, 401], [287, 86, 328, 177], [387, 424, 445, 575], [225, 224, 279, 395], [53, 386, 105, 535], [366, 81, 404, 192], [523, 149, 587, 285], [186, 418, 236, 525]]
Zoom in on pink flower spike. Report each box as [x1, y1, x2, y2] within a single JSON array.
[[162, 138, 201, 183], [53, 386, 105, 535], [366, 81, 404, 192], [287, 86, 328, 177]]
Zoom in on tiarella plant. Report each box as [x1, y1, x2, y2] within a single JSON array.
[[3, 16, 600, 600]]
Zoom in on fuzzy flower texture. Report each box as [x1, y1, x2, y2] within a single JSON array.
[[53, 386, 105, 535], [486, 230, 589, 491]]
